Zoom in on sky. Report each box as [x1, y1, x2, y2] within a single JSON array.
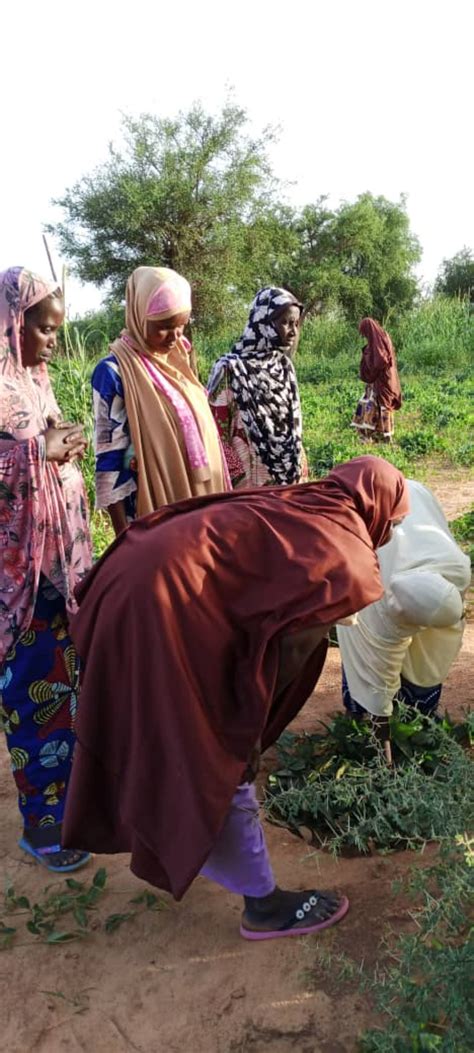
[[2, 0, 472, 316]]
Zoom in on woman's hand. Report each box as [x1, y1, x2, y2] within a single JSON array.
[[44, 424, 87, 463], [107, 501, 129, 537]]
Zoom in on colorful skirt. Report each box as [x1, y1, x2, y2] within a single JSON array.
[[0, 576, 79, 849], [351, 385, 394, 440]]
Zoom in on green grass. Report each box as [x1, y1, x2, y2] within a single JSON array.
[[300, 371, 474, 480], [292, 302, 473, 479], [50, 324, 114, 556], [450, 509, 474, 565]]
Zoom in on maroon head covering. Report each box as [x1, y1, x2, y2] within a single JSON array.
[[64, 456, 409, 898], [322, 454, 406, 548], [358, 318, 402, 410]]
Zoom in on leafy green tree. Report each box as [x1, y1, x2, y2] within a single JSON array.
[[51, 100, 421, 329], [281, 193, 421, 321], [335, 193, 421, 321], [435, 247, 474, 302], [50, 102, 286, 331]]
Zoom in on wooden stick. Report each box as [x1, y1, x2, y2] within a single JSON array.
[[42, 234, 58, 283]]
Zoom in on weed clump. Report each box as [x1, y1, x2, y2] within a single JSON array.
[[305, 837, 474, 1052], [265, 708, 473, 854]]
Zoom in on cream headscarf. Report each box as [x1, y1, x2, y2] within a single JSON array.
[[336, 480, 471, 715], [387, 571, 463, 628], [110, 267, 230, 515]]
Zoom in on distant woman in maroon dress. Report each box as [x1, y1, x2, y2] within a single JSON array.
[[351, 318, 402, 442], [64, 456, 409, 942]]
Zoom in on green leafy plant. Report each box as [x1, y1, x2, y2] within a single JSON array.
[[1, 867, 165, 949], [265, 708, 473, 853], [435, 248, 474, 302], [399, 429, 439, 457], [449, 508, 474, 565]]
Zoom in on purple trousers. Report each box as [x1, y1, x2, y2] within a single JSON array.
[[200, 783, 275, 897]]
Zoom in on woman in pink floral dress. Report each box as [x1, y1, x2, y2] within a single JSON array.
[[0, 267, 92, 872]]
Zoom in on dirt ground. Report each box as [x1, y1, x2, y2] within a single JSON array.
[[0, 473, 473, 1053]]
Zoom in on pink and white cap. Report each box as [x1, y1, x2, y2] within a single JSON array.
[[146, 268, 192, 322]]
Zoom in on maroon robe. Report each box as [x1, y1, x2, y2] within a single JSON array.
[[63, 456, 409, 898], [359, 318, 402, 410]]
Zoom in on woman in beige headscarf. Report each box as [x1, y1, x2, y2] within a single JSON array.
[[92, 266, 230, 534]]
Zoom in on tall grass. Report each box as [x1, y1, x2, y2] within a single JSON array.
[[50, 323, 113, 556], [395, 296, 473, 373], [194, 295, 474, 380]]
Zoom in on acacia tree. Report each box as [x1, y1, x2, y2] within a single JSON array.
[[281, 194, 421, 322], [50, 102, 289, 330], [435, 248, 474, 302]]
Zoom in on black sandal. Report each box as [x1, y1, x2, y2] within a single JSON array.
[[19, 838, 91, 873], [240, 889, 349, 941]]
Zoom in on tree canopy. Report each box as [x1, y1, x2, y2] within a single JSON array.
[[435, 248, 474, 302], [51, 102, 421, 330], [279, 193, 421, 321]]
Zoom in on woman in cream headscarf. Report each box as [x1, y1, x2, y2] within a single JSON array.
[[92, 266, 230, 534], [337, 479, 471, 723]]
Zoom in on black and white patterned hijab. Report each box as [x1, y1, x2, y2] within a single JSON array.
[[207, 288, 304, 485]]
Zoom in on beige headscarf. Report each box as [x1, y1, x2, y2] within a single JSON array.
[[111, 267, 229, 515]]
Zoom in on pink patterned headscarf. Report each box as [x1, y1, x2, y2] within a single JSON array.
[[0, 266, 59, 376], [146, 268, 192, 322], [124, 267, 192, 351], [0, 268, 92, 661]]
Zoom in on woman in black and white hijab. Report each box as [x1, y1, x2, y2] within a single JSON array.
[[207, 288, 307, 489]]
